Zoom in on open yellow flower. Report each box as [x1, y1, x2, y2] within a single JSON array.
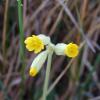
[[64, 43, 79, 57], [24, 35, 44, 53], [55, 43, 79, 57]]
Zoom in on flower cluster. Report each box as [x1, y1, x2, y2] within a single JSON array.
[[24, 34, 79, 77]]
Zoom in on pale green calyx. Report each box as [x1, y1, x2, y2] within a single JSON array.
[[38, 34, 51, 45], [54, 43, 66, 55]]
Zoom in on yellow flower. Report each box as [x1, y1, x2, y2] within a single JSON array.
[[24, 35, 44, 53], [64, 43, 79, 57], [24, 34, 79, 77]]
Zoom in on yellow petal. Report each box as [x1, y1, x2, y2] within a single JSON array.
[[24, 37, 33, 44], [64, 43, 79, 57], [29, 67, 38, 77], [24, 35, 44, 53]]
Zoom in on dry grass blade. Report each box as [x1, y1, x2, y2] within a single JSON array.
[[0, 52, 3, 62], [85, 61, 100, 90], [2, 0, 9, 53], [81, 0, 89, 20], [57, 0, 95, 52], [24, 0, 49, 30], [47, 58, 74, 95], [89, 96, 100, 100], [57, 0, 79, 29], [49, 9, 63, 36], [49, 0, 69, 36], [23, 0, 27, 29]]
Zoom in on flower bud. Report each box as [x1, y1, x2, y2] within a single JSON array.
[[29, 50, 48, 77]]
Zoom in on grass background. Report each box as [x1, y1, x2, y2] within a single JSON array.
[[0, 0, 100, 100]]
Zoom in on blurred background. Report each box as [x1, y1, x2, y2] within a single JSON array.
[[0, 0, 100, 100]]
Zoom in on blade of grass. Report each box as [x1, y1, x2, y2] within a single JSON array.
[[17, 0, 24, 56], [2, 0, 9, 53], [17, 0, 25, 99], [2, 0, 9, 69]]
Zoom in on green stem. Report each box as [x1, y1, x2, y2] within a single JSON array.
[[42, 51, 53, 100], [17, 0, 25, 75], [17, 0, 25, 99], [17, 0, 24, 57]]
